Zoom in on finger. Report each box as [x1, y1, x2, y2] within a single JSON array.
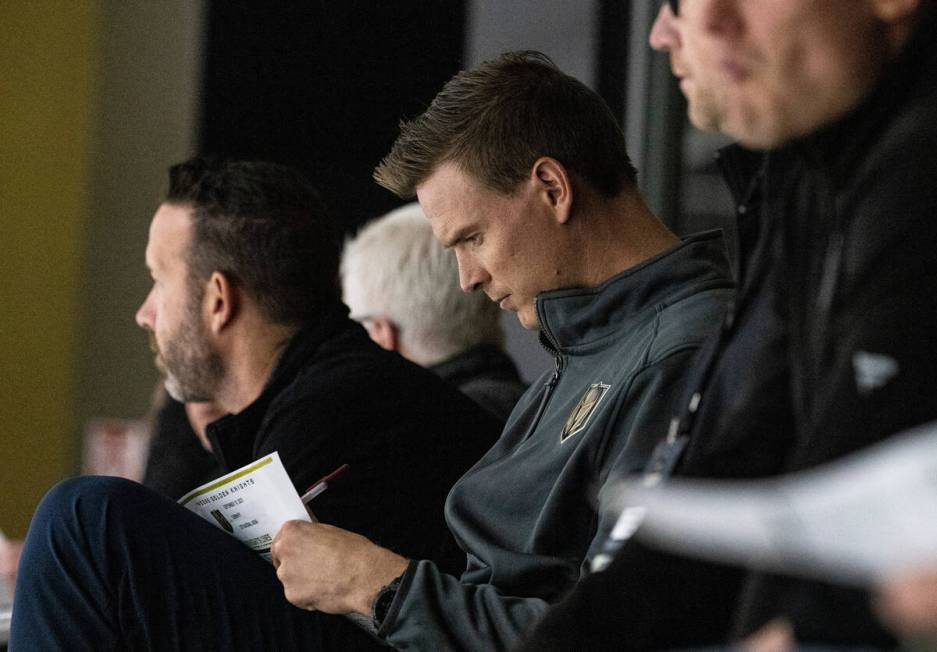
[[270, 538, 283, 568]]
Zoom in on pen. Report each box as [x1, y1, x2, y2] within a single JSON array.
[[301, 463, 350, 504]]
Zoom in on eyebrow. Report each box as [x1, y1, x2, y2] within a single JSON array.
[[439, 225, 476, 250]]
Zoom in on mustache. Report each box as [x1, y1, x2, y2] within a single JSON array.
[[147, 332, 168, 374]]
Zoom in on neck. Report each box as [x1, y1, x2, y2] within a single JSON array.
[[571, 190, 679, 288], [214, 317, 297, 414]]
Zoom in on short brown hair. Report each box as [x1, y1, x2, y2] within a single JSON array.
[[374, 50, 637, 198]]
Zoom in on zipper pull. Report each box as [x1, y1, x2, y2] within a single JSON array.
[[545, 354, 560, 388]]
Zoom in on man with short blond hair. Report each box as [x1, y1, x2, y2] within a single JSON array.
[[373, 51, 636, 202], [270, 50, 733, 651]]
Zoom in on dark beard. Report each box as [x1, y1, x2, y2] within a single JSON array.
[[152, 305, 223, 403]]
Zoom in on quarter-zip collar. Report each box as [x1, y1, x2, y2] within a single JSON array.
[[535, 230, 732, 353]]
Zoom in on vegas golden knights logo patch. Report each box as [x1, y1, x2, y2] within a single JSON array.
[[561, 383, 611, 443], [210, 509, 234, 534]]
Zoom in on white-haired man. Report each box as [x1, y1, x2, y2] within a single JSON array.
[[342, 203, 526, 420]]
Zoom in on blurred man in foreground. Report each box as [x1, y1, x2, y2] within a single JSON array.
[[520, 1, 937, 649]]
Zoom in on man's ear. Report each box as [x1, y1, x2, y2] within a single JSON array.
[[362, 316, 400, 352], [206, 271, 239, 335], [531, 157, 573, 224]]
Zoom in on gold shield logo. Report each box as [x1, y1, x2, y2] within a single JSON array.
[[561, 383, 610, 443], [210, 509, 234, 534]]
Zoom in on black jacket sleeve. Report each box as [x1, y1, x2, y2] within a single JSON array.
[[515, 540, 744, 651]]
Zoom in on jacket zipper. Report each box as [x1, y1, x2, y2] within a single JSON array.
[[520, 331, 564, 442]]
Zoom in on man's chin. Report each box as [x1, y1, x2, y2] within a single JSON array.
[[163, 376, 187, 403], [688, 106, 725, 134], [164, 379, 214, 404], [515, 309, 540, 331]]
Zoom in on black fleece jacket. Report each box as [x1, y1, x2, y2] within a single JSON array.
[[518, 10, 937, 650]]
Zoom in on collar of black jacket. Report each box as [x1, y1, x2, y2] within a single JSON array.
[[783, 7, 937, 184], [715, 144, 764, 208], [429, 345, 521, 387], [535, 230, 732, 352], [206, 300, 351, 470]]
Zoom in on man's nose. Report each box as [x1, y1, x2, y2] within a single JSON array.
[[649, 3, 679, 52], [455, 251, 489, 293], [136, 289, 155, 330]]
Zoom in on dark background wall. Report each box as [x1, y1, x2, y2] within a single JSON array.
[[201, 1, 467, 232]]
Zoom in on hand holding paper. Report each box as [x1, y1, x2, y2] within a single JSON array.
[[178, 452, 312, 562]]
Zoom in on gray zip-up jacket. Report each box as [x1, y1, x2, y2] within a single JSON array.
[[380, 231, 734, 651]]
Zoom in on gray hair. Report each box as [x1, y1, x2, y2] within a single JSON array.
[[341, 203, 504, 366]]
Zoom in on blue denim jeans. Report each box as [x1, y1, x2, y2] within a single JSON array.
[[9, 476, 329, 650]]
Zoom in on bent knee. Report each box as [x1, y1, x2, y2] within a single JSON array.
[[44, 475, 138, 507], [34, 476, 151, 527]]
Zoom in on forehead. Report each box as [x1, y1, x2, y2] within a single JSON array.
[[416, 163, 498, 243], [147, 202, 194, 269]]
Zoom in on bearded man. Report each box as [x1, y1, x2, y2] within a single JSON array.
[[9, 157, 501, 650]]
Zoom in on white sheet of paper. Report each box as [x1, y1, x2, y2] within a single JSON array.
[[178, 451, 311, 562], [612, 421, 937, 587]]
